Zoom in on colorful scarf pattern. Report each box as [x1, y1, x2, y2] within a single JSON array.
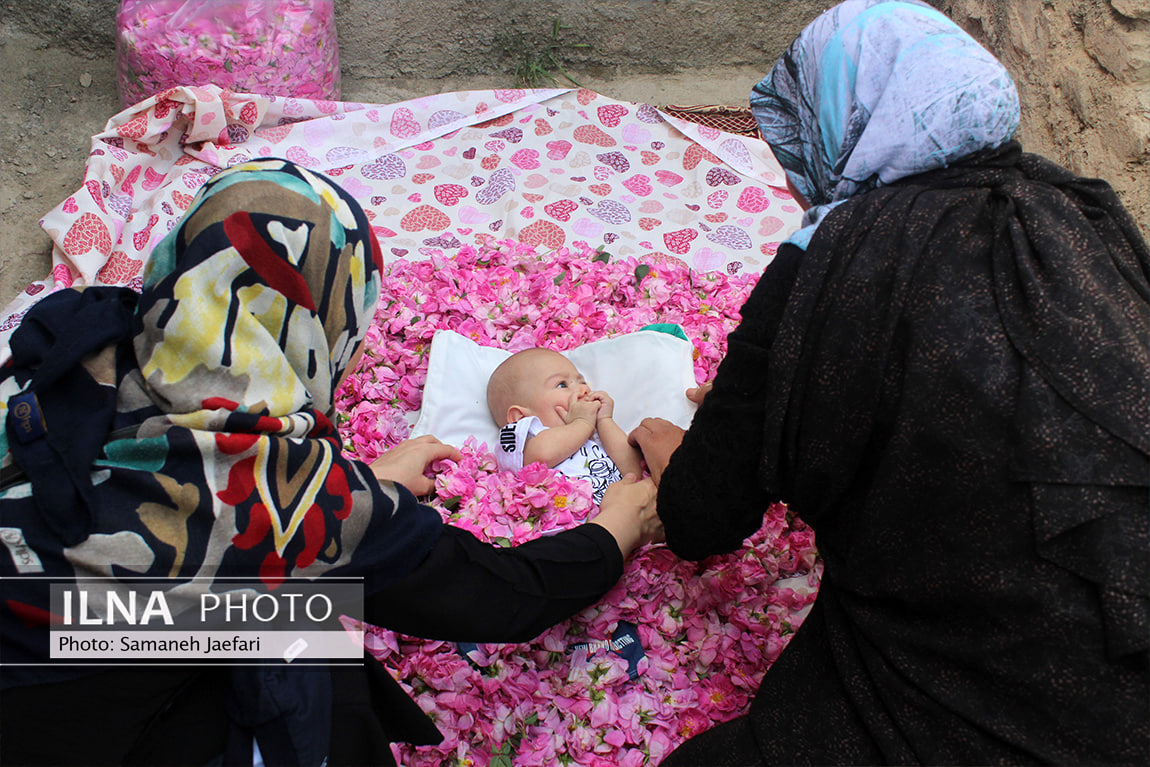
[[751, 0, 1020, 248], [0, 159, 443, 684]]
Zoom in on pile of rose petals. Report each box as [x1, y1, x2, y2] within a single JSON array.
[[337, 240, 820, 766]]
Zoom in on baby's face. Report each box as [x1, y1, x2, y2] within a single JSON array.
[[516, 350, 589, 428]]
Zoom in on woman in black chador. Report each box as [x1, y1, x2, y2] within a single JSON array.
[[631, 1, 1149, 763]]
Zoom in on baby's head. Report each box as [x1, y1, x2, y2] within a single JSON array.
[[487, 348, 588, 429]]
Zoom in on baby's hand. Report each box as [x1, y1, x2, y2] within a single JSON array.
[[589, 390, 615, 421], [561, 391, 601, 425]]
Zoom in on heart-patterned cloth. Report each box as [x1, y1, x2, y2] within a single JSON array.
[[2, 85, 803, 354]]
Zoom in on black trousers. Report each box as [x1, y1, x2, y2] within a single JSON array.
[[0, 668, 229, 766]]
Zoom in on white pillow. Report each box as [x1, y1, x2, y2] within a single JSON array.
[[410, 329, 699, 451]]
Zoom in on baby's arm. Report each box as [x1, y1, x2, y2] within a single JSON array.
[[523, 394, 600, 468], [591, 391, 645, 477]]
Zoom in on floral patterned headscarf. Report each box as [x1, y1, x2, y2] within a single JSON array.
[[111, 157, 442, 589], [751, 0, 1020, 248], [136, 157, 382, 422], [1, 159, 443, 685]]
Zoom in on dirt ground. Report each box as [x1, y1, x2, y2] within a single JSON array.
[[1, 0, 1146, 310], [0, 28, 120, 308]]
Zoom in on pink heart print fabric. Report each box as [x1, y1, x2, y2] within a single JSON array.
[[2, 85, 802, 346]]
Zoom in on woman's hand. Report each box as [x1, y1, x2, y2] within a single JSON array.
[[369, 435, 463, 496], [686, 382, 713, 405], [590, 475, 663, 557], [627, 418, 686, 485]]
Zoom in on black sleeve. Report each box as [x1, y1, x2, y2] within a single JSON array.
[[365, 523, 624, 644], [657, 243, 803, 561]]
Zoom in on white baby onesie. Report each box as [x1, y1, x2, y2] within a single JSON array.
[[495, 416, 623, 505]]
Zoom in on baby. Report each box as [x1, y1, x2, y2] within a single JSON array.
[[486, 348, 644, 504]]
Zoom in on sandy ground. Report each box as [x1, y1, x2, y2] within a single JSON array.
[[0, 27, 123, 308]]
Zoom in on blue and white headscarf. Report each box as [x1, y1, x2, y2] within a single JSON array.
[[751, 0, 1020, 249]]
